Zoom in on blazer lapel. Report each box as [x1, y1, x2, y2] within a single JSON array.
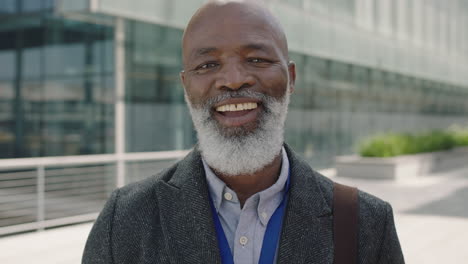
[[278, 145, 334, 264], [155, 145, 333, 264], [156, 149, 221, 264]]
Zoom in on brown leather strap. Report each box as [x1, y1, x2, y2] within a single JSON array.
[[333, 182, 359, 264]]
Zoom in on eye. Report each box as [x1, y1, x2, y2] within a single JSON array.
[[249, 58, 264, 63], [196, 62, 218, 70], [248, 58, 271, 64]]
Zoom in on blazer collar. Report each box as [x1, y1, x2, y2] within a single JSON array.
[[156, 146, 221, 263], [277, 144, 334, 264], [156, 144, 332, 264]]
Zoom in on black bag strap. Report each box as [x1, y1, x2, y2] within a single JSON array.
[[333, 182, 359, 264]]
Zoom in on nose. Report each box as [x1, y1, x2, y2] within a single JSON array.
[[215, 61, 255, 91]]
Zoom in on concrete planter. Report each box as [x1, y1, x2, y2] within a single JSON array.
[[335, 147, 468, 180]]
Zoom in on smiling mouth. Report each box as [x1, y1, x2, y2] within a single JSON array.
[[215, 102, 258, 112], [213, 100, 261, 126]]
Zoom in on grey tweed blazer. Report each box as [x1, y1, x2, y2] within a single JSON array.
[[82, 144, 404, 263]]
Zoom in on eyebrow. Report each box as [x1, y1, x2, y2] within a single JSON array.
[[191, 47, 218, 59], [190, 43, 274, 60], [242, 43, 272, 53]]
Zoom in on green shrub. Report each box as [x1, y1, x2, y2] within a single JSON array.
[[359, 133, 413, 157], [451, 130, 468, 146], [359, 129, 467, 157]]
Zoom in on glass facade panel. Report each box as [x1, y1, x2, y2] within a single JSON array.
[[125, 21, 195, 152], [22, 47, 41, 78], [0, 0, 53, 15], [0, 14, 114, 158], [350, 65, 369, 112], [22, 0, 43, 12], [306, 56, 329, 110], [0, 50, 15, 79], [0, 82, 14, 157], [0, 0, 17, 15], [44, 44, 86, 77]]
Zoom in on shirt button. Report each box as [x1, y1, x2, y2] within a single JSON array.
[[261, 212, 268, 220], [239, 236, 248, 246], [224, 192, 233, 201]]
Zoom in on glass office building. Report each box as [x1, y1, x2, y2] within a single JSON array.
[[1, 0, 468, 234]]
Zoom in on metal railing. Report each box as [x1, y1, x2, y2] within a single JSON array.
[[0, 150, 189, 236]]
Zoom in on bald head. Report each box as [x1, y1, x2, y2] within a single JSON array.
[[180, 1, 296, 177], [182, 1, 289, 68]]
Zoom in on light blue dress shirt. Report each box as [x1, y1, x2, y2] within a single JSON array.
[[203, 147, 290, 264]]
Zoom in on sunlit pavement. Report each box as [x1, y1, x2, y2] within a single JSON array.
[[1, 166, 468, 264], [0, 222, 92, 264], [331, 166, 468, 264]]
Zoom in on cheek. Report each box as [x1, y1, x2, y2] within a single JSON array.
[[258, 68, 289, 98], [184, 76, 213, 105]]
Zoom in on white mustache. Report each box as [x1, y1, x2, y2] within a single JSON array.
[[201, 90, 267, 109]]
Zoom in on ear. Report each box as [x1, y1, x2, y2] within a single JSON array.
[[180, 70, 186, 89], [287, 61, 296, 93]]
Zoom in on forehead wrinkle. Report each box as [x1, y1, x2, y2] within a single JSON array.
[[243, 43, 271, 53], [182, 1, 289, 67], [190, 47, 218, 60]]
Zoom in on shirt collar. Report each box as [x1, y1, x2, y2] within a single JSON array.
[[256, 147, 289, 225], [203, 147, 290, 226], [203, 159, 232, 212]]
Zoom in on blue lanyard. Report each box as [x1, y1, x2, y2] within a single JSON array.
[[208, 170, 291, 264]]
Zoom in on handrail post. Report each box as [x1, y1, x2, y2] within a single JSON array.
[[115, 17, 126, 188]]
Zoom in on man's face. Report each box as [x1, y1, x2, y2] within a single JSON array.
[[180, 3, 296, 176], [181, 7, 295, 134]]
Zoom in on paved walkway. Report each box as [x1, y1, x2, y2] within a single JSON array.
[[1, 167, 468, 263], [329, 166, 468, 264], [0, 222, 92, 264]]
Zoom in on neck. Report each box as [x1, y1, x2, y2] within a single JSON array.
[[213, 152, 283, 207]]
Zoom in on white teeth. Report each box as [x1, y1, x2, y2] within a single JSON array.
[[216, 102, 258, 112]]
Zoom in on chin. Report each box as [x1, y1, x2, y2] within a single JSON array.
[[215, 120, 260, 138]]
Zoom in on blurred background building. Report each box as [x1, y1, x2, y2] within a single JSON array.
[[1, 0, 468, 235]]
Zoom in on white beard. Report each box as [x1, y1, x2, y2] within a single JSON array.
[[185, 89, 290, 176]]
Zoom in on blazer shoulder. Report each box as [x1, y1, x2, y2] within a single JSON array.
[[115, 161, 180, 207], [84, 161, 183, 263], [111, 148, 202, 218], [313, 170, 334, 196], [357, 188, 394, 236], [325, 180, 402, 263], [356, 190, 403, 263]]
